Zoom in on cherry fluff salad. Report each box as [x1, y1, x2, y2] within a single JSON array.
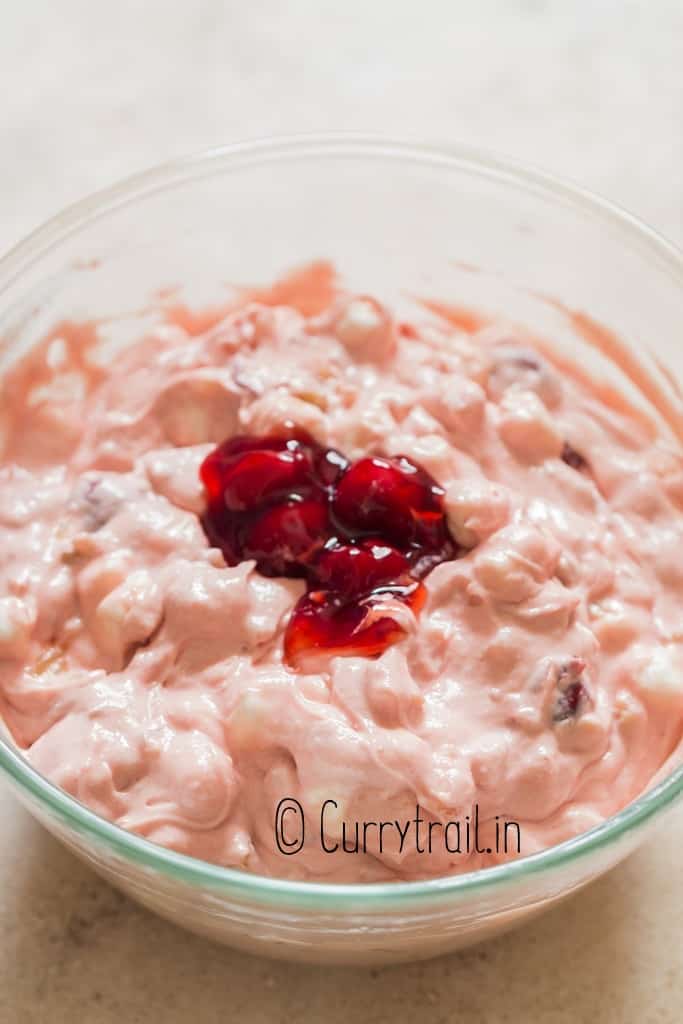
[[0, 262, 682, 882]]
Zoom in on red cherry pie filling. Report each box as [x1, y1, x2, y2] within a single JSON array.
[[200, 431, 458, 663]]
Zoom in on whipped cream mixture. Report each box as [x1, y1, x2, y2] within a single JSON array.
[[1, 263, 682, 881]]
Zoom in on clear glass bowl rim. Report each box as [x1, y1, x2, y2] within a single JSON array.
[[1, 132, 682, 910]]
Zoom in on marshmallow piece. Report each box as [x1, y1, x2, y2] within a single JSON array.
[[614, 689, 647, 745], [425, 378, 486, 437], [144, 445, 210, 515], [497, 390, 564, 463], [93, 569, 163, 667], [334, 297, 396, 362], [228, 691, 274, 749], [589, 599, 641, 653], [164, 731, 235, 826], [445, 478, 511, 547], [632, 645, 683, 706], [345, 395, 398, 452], [398, 433, 453, 478], [0, 596, 35, 660], [473, 523, 560, 603], [152, 373, 240, 446], [78, 549, 133, 612], [241, 390, 326, 441]]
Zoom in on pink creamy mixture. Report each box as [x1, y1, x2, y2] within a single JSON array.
[[1, 264, 682, 881]]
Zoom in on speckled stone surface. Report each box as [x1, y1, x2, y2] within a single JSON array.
[[1, 2, 682, 1020]]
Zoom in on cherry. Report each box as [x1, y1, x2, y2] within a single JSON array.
[[553, 680, 588, 722], [332, 455, 445, 548], [313, 540, 410, 599], [199, 430, 458, 664], [552, 658, 590, 722], [284, 582, 426, 663], [220, 448, 312, 511], [241, 496, 330, 577], [200, 434, 292, 504], [561, 441, 589, 473], [200, 503, 241, 565]]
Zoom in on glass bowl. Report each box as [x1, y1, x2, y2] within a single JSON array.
[[0, 135, 682, 966]]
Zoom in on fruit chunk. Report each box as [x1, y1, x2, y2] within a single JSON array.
[[552, 658, 590, 722], [284, 582, 425, 663], [200, 433, 302, 504], [331, 454, 452, 561], [553, 680, 588, 722], [220, 448, 312, 511], [242, 496, 330, 577], [561, 442, 589, 472], [313, 540, 411, 598]]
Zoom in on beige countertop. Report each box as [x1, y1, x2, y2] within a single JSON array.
[[1, 2, 682, 1020]]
